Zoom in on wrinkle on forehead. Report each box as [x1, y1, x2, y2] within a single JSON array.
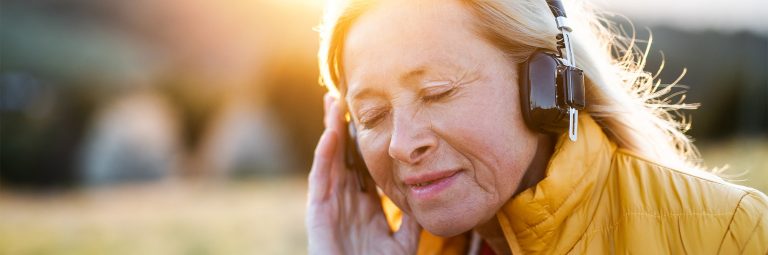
[[341, 0, 483, 98]]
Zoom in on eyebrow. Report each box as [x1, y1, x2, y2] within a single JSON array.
[[347, 67, 429, 103], [400, 68, 426, 84]]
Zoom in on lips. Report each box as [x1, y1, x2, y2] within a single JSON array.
[[404, 169, 461, 200], [404, 169, 460, 186]]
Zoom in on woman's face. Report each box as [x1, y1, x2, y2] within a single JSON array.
[[343, 0, 539, 236]]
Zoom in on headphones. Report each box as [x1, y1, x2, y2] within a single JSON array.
[[343, 0, 585, 191]]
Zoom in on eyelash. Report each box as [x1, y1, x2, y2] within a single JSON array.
[[422, 87, 457, 102], [358, 87, 457, 129], [359, 109, 388, 129]]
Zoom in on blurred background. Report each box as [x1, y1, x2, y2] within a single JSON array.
[[0, 0, 765, 254]]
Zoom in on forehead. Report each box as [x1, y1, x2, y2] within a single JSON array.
[[342, 0, 490, 99]]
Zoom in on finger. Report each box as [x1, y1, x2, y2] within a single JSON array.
[[394, 213, 422, 251], [308, 129, 338, 202], [358, 182, 385, 221], [324, 92, 334, 112], [323, 93, 336, 128], [327, 99, 345, 131], [327, 101, 349, 192], [347, 165, 378, 201]]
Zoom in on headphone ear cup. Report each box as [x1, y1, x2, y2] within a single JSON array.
[[520, 51, 569, 133], [344, 121, 370, 191]]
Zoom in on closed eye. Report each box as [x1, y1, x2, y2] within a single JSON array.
[[358, 108, 388, 129], [422, 86, 457, 102]]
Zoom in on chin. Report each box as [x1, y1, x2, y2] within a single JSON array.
[[412, 202, 488, 237], [404, 177, 502, 237], [421, 221, 474, 237]]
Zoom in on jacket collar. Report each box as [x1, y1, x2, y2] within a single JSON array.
[[496, 114, 617, 254]]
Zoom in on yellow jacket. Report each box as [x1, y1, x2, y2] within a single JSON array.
[[383, 115, 768, 254]]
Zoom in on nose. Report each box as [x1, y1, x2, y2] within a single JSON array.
[[387, 112, 437, 165]]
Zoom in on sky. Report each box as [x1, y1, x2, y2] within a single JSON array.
[[593, 0, 768, 35]]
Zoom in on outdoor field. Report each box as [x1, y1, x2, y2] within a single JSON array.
[[1, 139, 765, 255], [2, 0, 765, 254]]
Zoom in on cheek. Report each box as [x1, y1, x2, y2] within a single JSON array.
[[358, 132, 412, 212], [434, 84, 537, 200]]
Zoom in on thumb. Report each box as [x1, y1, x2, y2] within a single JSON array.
[[394, 213, 422, 252]]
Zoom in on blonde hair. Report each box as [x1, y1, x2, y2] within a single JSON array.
[[318, 0, 705, 172]]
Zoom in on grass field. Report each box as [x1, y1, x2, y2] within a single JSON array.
[[0, 178, 308, 255], [698, 137, 768, 193], [0, 138, 765, 255]]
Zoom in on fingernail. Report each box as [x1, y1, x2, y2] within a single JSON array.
[[324, 93, 333, 107]]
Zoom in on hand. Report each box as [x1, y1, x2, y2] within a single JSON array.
[[306, 93, 421, 255]]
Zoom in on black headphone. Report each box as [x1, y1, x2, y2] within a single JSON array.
[[343, 0, 585, 191]]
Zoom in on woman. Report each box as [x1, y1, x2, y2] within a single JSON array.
[[306, 0, 768, 254]]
